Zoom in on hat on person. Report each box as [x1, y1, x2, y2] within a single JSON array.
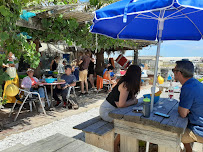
[[27, 68, 34, 72]]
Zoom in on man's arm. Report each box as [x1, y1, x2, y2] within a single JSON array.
[[78, 60, 83, 65], [178, 106, 190, 118]]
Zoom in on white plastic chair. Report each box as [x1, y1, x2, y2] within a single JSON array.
[[9, 88, 46, 121]]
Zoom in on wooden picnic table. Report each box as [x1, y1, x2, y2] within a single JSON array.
[[109, 93, 188, 152]]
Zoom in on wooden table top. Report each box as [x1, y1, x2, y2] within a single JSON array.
[[109, 97, 188, 134]]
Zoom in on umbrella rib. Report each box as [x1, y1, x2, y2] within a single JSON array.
[[138, 14, 158, 20], [166, 10, 203, 20], [164, 7, 186, 19], [177, 9, 203, 37], [150, 12, 159, 18], [117, 14, 142, 38]]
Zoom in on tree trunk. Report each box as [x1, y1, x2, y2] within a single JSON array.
[[133, 49, 139, 65], [34, 39, 41, 78], [95, 49, 104, 76]]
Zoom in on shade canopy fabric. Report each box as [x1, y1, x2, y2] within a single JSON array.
[[91, 0, 203, 41]]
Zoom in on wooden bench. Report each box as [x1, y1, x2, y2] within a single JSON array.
[[1, 133, 107, 152], [73, 116, 114, 152]]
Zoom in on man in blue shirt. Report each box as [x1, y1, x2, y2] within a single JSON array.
[[53, 65, 76, 108], [173, 60, 203, 152]]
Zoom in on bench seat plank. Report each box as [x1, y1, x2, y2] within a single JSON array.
[[73, 116, 101, 130], [82, 121, 109, 133], [93, 123, 114, 136]]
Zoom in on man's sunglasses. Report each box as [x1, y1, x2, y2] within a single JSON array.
[[172, 68, 181, 73]]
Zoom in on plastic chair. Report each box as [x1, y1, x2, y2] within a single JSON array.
[[9, 88, 46, 121], [66, 86, 79, 109]]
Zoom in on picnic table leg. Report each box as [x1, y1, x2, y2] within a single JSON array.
[[158, 145, 180, 152], [120, 134, 139, 152], [146, 142, 149, 152]]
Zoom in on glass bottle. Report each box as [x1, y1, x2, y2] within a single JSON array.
[[168, 81, 174, 101]]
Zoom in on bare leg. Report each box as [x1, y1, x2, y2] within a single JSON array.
[[80, 81, 85, 93], [183, 143, 192, 152], [84, 80, 88, 92], [114, 134, 120, 152], [89, 74, 95, 88]]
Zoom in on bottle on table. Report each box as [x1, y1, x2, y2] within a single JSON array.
[[168, 81, 174, 101], [143, 98, 151, 118], [42, 74, 46, 82]]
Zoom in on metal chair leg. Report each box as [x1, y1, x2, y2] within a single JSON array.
[[9, 99, 18, 118], [44, 86, 50, 107], [14, 95, 29, 121], [9, 90, 22, 118], [32, 101, 37, 110], [29, 101, 32, 112], [38, 95, 46, 115]]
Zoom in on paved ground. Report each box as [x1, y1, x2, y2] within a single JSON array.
[[0, 85, 154, 151]]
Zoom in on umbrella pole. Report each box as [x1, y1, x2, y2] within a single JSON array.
[[151, 39, 161, 112], [150, 13, 164, 112]]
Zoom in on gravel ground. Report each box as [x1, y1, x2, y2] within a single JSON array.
[[0, 87, 152, 151]]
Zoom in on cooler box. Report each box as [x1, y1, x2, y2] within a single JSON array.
[[115, 54, 131, 69]]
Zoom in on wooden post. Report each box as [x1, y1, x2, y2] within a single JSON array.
[[85, 131, 114, 152], [133, 49, 138, 65], [158, 145, 180, 152], [120, 135, 139, 152]]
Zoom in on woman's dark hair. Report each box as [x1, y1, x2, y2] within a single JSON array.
[[108, 66, 114, 71], [117, 65, 141, 95]]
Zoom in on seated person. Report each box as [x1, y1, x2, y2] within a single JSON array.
[[103, 66, 117, 90], [173, 60, 203, 152], [21, 68, 45, 112], [103, 64, 115, 78], [53, 65, 76, 108]]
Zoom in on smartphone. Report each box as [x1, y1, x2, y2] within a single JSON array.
[[154, 112, 170, 118]]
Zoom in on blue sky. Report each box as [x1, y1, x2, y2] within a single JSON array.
[[105, 40, 203, 58]]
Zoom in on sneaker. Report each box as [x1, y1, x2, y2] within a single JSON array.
[[54, 101, 61, 107], [84, 92, 89, 95], [79, 93, 85, 96], [62, 102, 67, 108]]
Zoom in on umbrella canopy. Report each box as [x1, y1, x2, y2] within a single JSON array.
[[91, 0, 203, 40], [90, 0, 203, 111]]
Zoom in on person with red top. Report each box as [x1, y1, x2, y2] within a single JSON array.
[[21, 68, 45, 112]]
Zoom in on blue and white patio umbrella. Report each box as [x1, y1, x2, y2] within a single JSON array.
[[90, 0, 203, 112]]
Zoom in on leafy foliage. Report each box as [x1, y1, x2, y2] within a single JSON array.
[[0, 0, 40, 68], [0, 0, 41, 103]]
